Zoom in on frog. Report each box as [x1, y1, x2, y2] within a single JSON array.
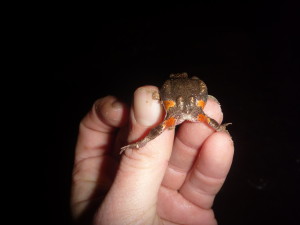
[[120, 73, 231, 153]]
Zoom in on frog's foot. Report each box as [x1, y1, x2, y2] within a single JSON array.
[[197, 111, 231, 132], [120, 142, 146, 154], [217, 123, 232, 132]]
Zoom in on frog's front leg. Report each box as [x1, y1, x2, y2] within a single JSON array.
[[120, 116, 177, 154]]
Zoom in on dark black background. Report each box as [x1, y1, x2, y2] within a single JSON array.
[[47, 2, 299, 225]]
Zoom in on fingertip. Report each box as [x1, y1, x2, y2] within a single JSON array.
[[211, 131, 234, 155], [94, 96, 129, 128], [132, 86, 162, 127], [75, 96, 129, 163], [199, 131, 234, 179], [204, 98, 224, 124]]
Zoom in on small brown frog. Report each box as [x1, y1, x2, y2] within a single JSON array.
[[121, 73, 231, 153]]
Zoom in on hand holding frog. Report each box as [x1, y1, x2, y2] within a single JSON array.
[[71, 75, 234, 225]]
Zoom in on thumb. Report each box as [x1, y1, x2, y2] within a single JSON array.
[[97, 86, 174, 222]]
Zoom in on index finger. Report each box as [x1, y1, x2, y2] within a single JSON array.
[[75, 96, 128, 163]]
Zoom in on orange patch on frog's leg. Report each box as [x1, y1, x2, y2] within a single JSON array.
[[197, 113, 224, 131], [197, 114, 210, 123], [163, 100, 176, 111], [196, 100, 206, 109], [163, 116, 176, 129]]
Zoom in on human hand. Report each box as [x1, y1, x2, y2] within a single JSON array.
[[71, 86, 234, 225]]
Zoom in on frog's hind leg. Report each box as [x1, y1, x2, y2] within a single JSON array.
[[120, 116, 177, 154], [197, 112, 231, 131]]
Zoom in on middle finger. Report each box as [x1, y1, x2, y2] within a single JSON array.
[[161, 99, 224, 190]]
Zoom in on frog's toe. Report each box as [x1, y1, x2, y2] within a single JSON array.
[[217, 123, 232, 132], [120, 142, 144, 154], [120, 144, 134, 154]]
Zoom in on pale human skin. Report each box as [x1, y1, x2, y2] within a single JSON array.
[[71, 85, 234, 225]]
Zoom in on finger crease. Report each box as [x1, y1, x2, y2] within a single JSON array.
[[74, 155, 107, 167], [80, 122, 114, 134], [175, 135, 200, 153], [168, 163, 189, 174], [193, 167, 226, 182]]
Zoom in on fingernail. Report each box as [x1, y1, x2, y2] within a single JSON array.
[[94, 97, 106, 116], [112, 99, 123, 110], [133, 86, 162, 126]]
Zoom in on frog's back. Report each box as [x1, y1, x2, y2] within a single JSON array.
[[160, 73, 207, 101]]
